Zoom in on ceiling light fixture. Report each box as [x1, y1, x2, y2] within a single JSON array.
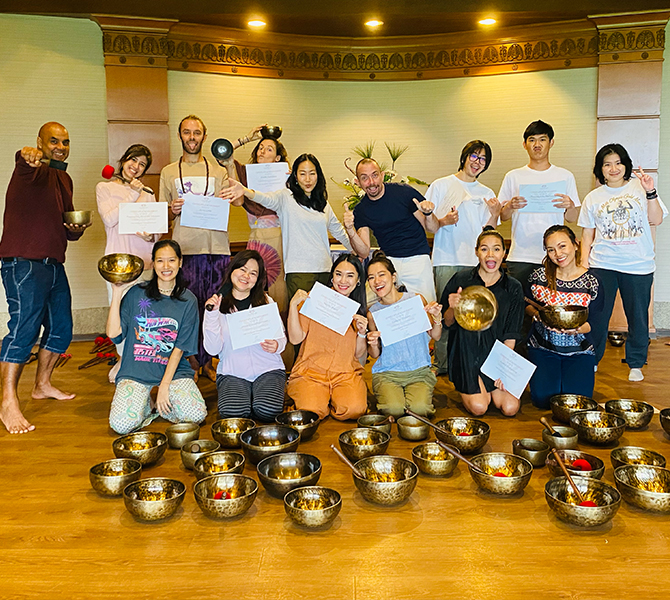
[[248, 19, 266, 28], [478, 18, 496, 25], [365, 20, 384, 28]]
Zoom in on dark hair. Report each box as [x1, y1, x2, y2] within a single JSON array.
[[542, 225, 581, 292], [366, 250, 407, 293], [458, 140, 492, 176], [117, 144, 152, 177], [287, 153, 328, 212], [250, 137, 288, 164], [331, 254, 366, 316], [476, 225, 505, 249], [593, 143, 633, 185], [142, 240, 188, 301], [178, 114, 207, 135], [523, 120, 554, 141], [218, 250, 269, 314]]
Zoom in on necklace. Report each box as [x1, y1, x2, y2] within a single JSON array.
[[159, 284, 175, 295], [178, 156, 210, 196]]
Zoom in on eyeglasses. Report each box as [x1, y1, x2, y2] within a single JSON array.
[[469, 153, 487, 164]]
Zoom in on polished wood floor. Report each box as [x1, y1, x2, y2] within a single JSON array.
[[2, 340, 670, 600]]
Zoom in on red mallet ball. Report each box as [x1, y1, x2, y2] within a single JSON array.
[[214, 490, 231, 500], [95, 336, 104, 344], [579, 500, 598, 507], [493, 472, 508, 477], [458, 432, 472, 436], [571, 459, 592, 471], [101, 165, 115, 180]]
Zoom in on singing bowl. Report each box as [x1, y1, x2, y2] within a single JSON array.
[[89, 458, 141, 496], [260, 125, 282, 139], [256, 453, 322, 498], [411, 442, 458, 476], [193, 451, 245, 481], [611, 446, 666, 470], [98, 253, 144, 284], [453, 285, 498, 332], [353, 455, 418, 506], [605, 399, 654, 430], [210, 138, 234, 161], [545, 476, 621, 527], [614, 465, 670, 513], [357, 414, 393, 435], [468, 453, 533, 495], [545, 449, 605, 480], [396, 416, 430, 441], [112, 431, 167, 466], [239, 425, 300, 466], [569, 411, 626, 446], [549, 394, 598, 424], [275, 410, 320, 442], [284, 486, 341, 528], [338, 428, 391, 462], [608, 331, 627, 347], [661, 409, 670, 436], [194, 474, 258, 519], [63, 210, 92, 225], [165, 422, 200, 449], [123, 478, 186, 521], [539, 305, 589, 330], [434, 417, 490, 454], [180, 439, 221, 470], [542, 426, 579, 450], [211, 418, 256, 449], [512, 438, 551, 468]]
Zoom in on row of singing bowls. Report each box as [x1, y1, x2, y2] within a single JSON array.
[[257, 453, 321, 498], [550, 394, 598, 424], [469, 453, 533, 495], [181, 439, 220, 470], [165, 422, 200, 449], [89, 458, 142, 496], [275, 410, 320, 441], [353, 456, 418, 505], [397, 416, 430, 441], [540, 305, 589, 330], [284, 486, 341, 528], [569, 411, 626, 445], [611, 447, 666, 470], [357, 414, 392, 434], [112, 431, 168, 466], [194, 474, 258, 518], [614, 465, 670, 513], [193, 451, 245, 481], [662, 409, 670, 435], [240, 425, 300, 465], [339, 428, 390, 462], [512, 438, 550, 467], [545, 477, 621, 527], [434, 417, 490, 454], [211, 418, 256, 448], [412, 442, 458, 476], [98, 253, 144, 284], [123, 477, 186, 521], [605, 399, 654, 430], [545, 449, 605, 480]]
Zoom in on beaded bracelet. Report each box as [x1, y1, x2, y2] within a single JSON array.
[[646, 188, 658, 199]]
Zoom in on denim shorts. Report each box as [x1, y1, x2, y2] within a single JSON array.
[[0, 258, 73, 363]]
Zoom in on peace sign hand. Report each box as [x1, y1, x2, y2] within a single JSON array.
[[633, 166, 655, 192]]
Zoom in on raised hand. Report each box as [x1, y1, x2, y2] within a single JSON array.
[[352, 314, 368, 336], [413, 198, 434, 215], [485, 196, 502, 218], [289, 288, 310, 308], [448, 286, 463, 309], [218, 178, 245, 201], [21, 146, 43, 168], [205, 293, 222, 312], [424, 301, 443, 319], [633, 166, 655, 192], [343, 207, 355, 231]]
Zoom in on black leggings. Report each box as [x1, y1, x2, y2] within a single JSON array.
[[216, 370, 286, 422]]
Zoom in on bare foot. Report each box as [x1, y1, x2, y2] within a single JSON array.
[[203, 362, 217, 382], [32, 384, 75, 401], [0, 399, 35, 434]]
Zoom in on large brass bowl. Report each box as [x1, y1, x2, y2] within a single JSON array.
[[569, 411, 626, 445], [165, 422, 200, 449], [256, 452, 322, 498], [211, 418, 256, 449], [412, 442, 458, 476], [353, 455, 418, 506], [180, 439, 220, 470], [540, 305, 589, 330], [542, 426, 578, 450], [545, 476, 621, 527], [453, 285, 498, 331], [434, 417, 490, 454], [98, 253, 144, 284], [396, 416, 430, 441], [357, 414, 393, 434], [239, 425, 300, 466], [338, 428, 390, 462], [284, 486, 342, 528], [661, 409, 670, 436], [194, 474, 258, 519], [123, 478, 185, 521], [112, 431, 167, 466], [275, 410, 320, 442], [611, 446, 666, 470], [512, 438, 550, 468], [89, 458, 141, 496], [614, 465, 670, 513], [193, 451, 245, 481], [549, 394, 598, 424], [605, 399, 654, 430], [545, 449, 605, 480], [469, 453, 533, 495], [63, 210, 92, 225]]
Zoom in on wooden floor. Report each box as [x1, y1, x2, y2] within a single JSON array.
[[2, 340, 670, 600]]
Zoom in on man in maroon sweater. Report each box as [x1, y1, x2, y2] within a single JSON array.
[[0, 122, 90, 434]]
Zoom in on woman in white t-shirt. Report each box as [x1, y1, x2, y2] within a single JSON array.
[[578, 143, 667, 382]]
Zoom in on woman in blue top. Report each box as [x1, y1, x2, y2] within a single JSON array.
[[366, 251, 443, 417]]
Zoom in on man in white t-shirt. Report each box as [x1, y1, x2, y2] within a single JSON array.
[[425, 140, 501, 374]]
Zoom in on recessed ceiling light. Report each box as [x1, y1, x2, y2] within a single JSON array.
[[478, 18, 496, 25], [248, 19, 266, 28], [365, 20, 384, 28]]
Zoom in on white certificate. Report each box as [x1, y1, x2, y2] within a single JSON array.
[[480, 340, 536, 400], [226, 302, 284, 350], [518, 181, 567, 213], [118, 202, 168, 235], [180, 193, 230, 231], [246, 162, 290, 193], [299, 282, 359, 336], [373, 294, 432, 346]]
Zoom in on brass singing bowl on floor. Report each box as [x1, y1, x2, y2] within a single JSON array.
[[610, 447, 666, 470], [549, 394, 598, 424], [123, 478, 186, 521], [539, 305, 589, 330], [569, 411, 626, 445], [284, 486, 342, 528], [661, 409, 670, 436], [412, 442, 458, 476], [605, 399, 655, 430], [112, 431, 167, 466], [468, 453, 533, 495], [165, 422, 200, 449], [180, 439, 221, 470], [63, 210, 92, 225], [275, 410, 320, 442], [396, 416, 430, 441], [240, 425, 300, 466], [357, 414, 393, 435], [89, 458, 142, 496], [194, 474, 258, 519], [193, 451, 246, 481], [614, 465, 670, 513], [257, 453, 322, 498], [352, 455, 418, 506], [211, 418, 256, 448], [542, 426, 578, 450], [434, 417, 490, 454], [98, 253, 144, 284], [453, 285, 498, 331], [512, 438, 551, 468], [545, 476, 621, 527], [545, 449, 605, 480], [338, 428, 391, 462]]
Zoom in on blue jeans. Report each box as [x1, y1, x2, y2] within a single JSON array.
[[0, 258, 73, 363]]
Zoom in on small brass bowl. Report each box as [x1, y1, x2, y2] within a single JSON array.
[[397, 416, 430, 441], [614, 465, 670, 513], [469, 453, 533, 495], [661, 409, 670, 436], [539, 305, 588, 330], [411, 442, 458, 476], [434, 417, 490, 454], [123, 478, 186, 521], [353, 455, 418, 506], [194, 474, 258, 519], [89, 458, 141, 496], [569, 411, 626, 446], [542, 426, 578, 450], [545, 449, 605, 480], [211, 418, 256, 449], [98, 253, 144, 284], [512, 438, 550, 468], [284, 486, 342, 528], [608, 332, 627, 347], [453, 285, 498, 332], [275, 410, 320, 442], [611, 446, 666, 470], [165, 422, 200, 449], [550, 394, 598, 424], [545, 476, 621, 527], [338, 428, 391, 462], [63, 210, 92, 225], [180, 439, 221, 470], [357, 414, 392, 435], [239, 425, 300, 466], [260, 125, 283, 139], [112, 431, 167, 466], [257, 453, 322, 498], [605, 399, 654, 430], [193, 451, 245, 481]]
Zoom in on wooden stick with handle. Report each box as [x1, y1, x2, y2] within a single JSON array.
[[434, 440, 487, 475], [540, 416, 562, 437], [330, 444, 365, 479], [550, 448, 595, 506]]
